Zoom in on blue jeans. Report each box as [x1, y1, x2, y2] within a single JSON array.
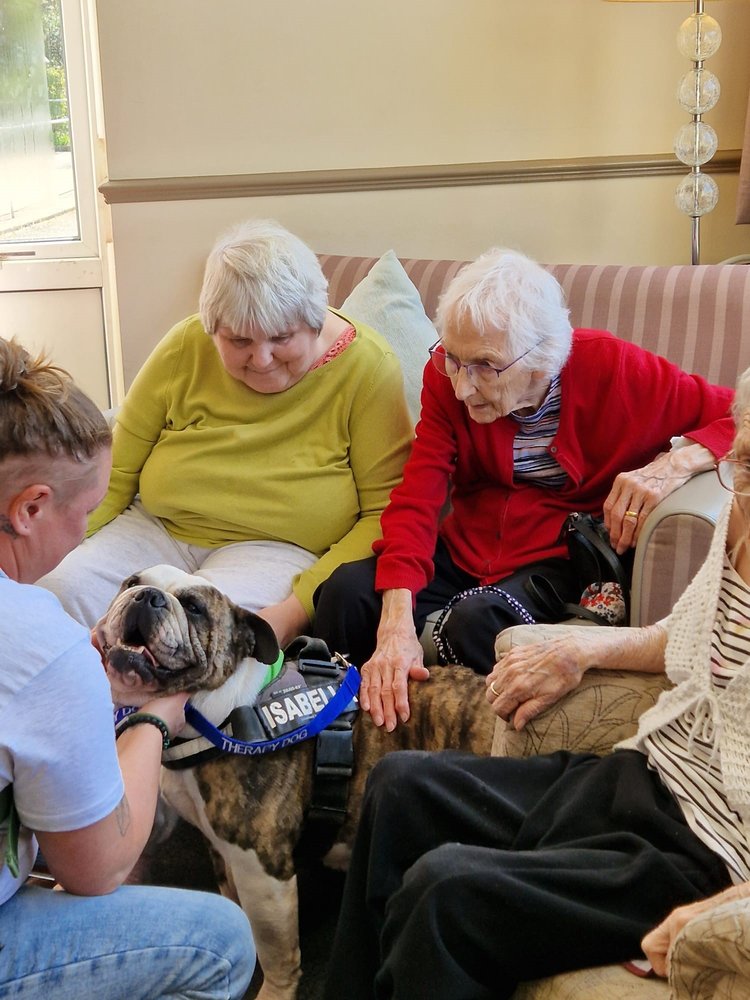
[[0, 884, 255, 999]]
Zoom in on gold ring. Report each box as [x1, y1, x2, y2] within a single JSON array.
[[490, 680, 500, 697], [624, 510, 639, 519]]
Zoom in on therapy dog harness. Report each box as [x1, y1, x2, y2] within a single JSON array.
[[114, 637, 361, 836]]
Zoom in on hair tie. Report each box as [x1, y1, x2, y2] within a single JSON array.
[[1, 358, 27, 393]]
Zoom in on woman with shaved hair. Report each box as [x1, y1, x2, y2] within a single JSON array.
[[0, 336, 255, 999]]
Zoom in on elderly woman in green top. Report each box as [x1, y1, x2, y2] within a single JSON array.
[[38, 219, 412, 647]]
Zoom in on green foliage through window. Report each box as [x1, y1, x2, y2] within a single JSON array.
[[42, 0, 69, 152]]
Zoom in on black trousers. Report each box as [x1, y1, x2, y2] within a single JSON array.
[[313, 539, 580, 673], [322, 749, 731, 1000]]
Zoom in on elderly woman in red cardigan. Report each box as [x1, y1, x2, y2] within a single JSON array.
[[313, 247, 733, 730]]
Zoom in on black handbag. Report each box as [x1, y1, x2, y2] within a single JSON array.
[[566, 512, 633, 615], [526, 513, 634, 626]]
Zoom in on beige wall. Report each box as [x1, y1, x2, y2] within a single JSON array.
[[2, 288, 109, 409], [95, 0, 750, 388]]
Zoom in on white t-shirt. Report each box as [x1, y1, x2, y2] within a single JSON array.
[[0, 572, 124, 904]]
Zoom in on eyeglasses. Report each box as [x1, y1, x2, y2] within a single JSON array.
[[714, 457, 750, 497], [428, 340, 540, 385]]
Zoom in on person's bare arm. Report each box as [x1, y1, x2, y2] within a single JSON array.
[[486, 623, 668, 731], [358, 588, 430, 731], [258, 593, 310, 650], [35, 692, 188, 895]]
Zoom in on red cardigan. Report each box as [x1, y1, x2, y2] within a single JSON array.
[[374, 329, 734, 596]]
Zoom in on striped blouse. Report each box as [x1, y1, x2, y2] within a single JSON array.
[[642, 553, 750, 883], [512, 375, 567, 488]]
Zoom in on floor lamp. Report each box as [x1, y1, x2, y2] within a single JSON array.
[[604, 0, 723, 264]]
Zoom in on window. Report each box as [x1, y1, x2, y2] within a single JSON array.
[[0, 0, 101, 265], [0, 0, 118, 410]]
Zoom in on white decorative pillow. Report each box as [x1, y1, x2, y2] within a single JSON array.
[[340, 250, 436, 424]]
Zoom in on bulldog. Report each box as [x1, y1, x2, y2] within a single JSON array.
[[96, 566, 495, 1000]]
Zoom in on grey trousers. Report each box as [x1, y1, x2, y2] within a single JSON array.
[[37, 499, 317, 627]]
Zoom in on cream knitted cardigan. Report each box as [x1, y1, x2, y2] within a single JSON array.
[[618, 499, 750, 834]]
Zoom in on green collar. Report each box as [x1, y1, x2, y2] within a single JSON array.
[[261, 650, 285, 689]]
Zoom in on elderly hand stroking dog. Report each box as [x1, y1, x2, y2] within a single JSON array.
[[96, 566, 495, 1000]]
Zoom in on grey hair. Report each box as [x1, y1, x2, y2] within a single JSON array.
[[435, 248, 573, 377], [198, 219, 329, 338]]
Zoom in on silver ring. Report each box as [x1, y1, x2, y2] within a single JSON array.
[[490, 680, 500, 697]]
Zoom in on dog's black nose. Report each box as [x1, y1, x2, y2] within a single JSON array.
[[133, 587, 168, 609]]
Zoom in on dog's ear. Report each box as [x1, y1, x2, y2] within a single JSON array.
[[118, 572, 143, 595], [233, 607, 280, 665]]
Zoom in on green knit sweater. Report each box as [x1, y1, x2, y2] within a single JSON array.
[[88, 310, 413, 616]]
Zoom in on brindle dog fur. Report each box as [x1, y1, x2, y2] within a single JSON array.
[[97, 566, 495, 1000]]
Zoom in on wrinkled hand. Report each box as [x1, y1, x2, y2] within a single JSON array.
[[642, 900, 721, 978], [640, 904, 696, 979], [641, 883, 750, 978], [485, 636, 589, 730], [359, 631, 430, 732], [604, 446, 713, 555]]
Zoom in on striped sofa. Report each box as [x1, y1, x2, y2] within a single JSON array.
[[321, 255, 750, 628], [320, 254, 750, 1000]]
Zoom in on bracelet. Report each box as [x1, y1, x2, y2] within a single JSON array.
[[116, 712, 171, 750]]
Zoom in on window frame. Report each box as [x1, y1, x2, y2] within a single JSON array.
[[0, 0, 104, 288]]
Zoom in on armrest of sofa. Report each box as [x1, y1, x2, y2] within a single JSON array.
[[491, 623, 672, 758], [670, 897, 750, 1000], [631, 470, 727, 627]]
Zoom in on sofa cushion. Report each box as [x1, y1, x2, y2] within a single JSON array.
[[320, 254, 468, 323], [339, 249, 436, 423], [491, 624, 672, 758]]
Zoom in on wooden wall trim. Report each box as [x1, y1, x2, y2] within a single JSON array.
[[100, 150, 742, 205]]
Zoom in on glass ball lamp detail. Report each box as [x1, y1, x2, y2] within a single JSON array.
[[601, 0, 730, 263], [676, 68, 720, 116], [676, 13, 722, 61], [674, 121, 718, 166], [673, 9, 722, 262], [675, 173, 719, 217]]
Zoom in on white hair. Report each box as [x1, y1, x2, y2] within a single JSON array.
[[198, 219, 329, 338], [435, 248, 573, 377]]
